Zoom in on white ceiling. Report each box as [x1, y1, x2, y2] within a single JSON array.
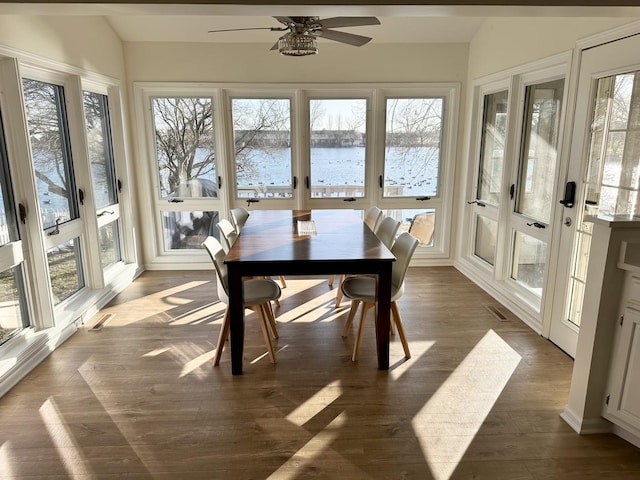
[[1, 3, 639, 45]]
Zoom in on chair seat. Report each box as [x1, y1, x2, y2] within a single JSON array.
[[341, 276, 402, 303], [243, 278, 282, 306]]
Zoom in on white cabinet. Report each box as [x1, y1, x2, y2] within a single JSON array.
[[603, 271, 640, 439]]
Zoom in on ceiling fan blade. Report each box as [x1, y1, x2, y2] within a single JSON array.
[[208, 27, 277, 33], [273, 16, 294, 25], [315, 29, 372, 47], [317, 16, 380, 29]]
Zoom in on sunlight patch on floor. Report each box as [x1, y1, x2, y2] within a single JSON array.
[[411, 329, 521, 480], [390, 340, 436, 380], [143, 347, 172, 357], [0, 441, 14, 477], [39, 398, 92, 477], [179, 348, 216, 378], [169, 302, 224, 326], [277, 289, 340, 324], [265, 411, 369, 480], [286, 380, 343, 427]]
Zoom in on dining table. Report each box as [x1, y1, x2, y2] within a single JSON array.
[[224, 209, 396, 375]]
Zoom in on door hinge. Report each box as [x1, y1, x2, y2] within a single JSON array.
[[605, 394, 610, 405]]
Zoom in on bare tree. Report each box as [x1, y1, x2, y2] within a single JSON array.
[[153, 97, 216, 197]]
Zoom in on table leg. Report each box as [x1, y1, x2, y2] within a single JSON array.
[[375, 263, 392, 370], [228, 267, 245, 375]]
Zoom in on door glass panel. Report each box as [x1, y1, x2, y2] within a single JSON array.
[[383, 98, 443, 197], [84, 91, 117, 209], [516, 79, 565, 224], [152, 97, 217, 199], [309, 98, 366, 198], [162, 210, 219, 250], [99, 221, 122, 269], [511, 231, 546, 296], [478, 90, 509, 205], [22, 78, 78, 230], [568, 71, 640, 327], [48, 238, 84, 305], [474, 216, 498, 266], [232, 98, 292, 199]]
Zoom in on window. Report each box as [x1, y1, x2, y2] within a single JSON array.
[[83, 90, 122, 269], [137, 84, 458, 263], [309, 98, 367, 198], [383, 97, 443, 198], [23, 77, 85, 305], [150, 96, 220, 251], [0, 109, 29, 344], [231, 98, 292, 199]]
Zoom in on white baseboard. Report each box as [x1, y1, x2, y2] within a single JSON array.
[[561, 406, 613, 434]]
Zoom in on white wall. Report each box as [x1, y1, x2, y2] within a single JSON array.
[[0, 15, 125, 78], [467, 17, 634, 80], [124, 42, 469, 83]]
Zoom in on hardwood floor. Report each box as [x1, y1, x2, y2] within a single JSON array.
[[1, 267, 639, 479]]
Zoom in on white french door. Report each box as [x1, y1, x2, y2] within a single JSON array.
[[549, 33, 640, 356]]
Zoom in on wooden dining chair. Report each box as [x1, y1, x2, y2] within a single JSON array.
[[202, 236, 281, 365], [340, 232, 418, 361], [230, 207, 250, 232], [333, 216, 401, 308]]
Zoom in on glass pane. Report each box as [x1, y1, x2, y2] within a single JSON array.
[[99, 220, 122, 269], [511, 231, 546, 296], [23, 78, 78, 230], [516, 79, 565, 224], [232, 98, 292, 199], [383, 98, 443, 197], [83, 91, 117, 209], [48, 238, 84, 305], [379, 208, 437, 248], [474, 216, 497, 266], [0, 111, 19, 246], [478, 90, 509, 205], [0, 266, 28, 345], [162, 210, 220, 250], [152, 97, 217, 199], [309, 99, 366, 198]]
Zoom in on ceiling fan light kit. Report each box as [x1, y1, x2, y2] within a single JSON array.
[[278, 32, 318, 56], [208, 16, 380, 57]]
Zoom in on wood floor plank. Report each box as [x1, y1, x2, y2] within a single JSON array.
[[0, 268, 638, 479]]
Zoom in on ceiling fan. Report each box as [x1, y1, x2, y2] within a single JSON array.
[[208, 16, 381, 56]]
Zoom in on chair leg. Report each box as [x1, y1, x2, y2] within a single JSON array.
[[352, 302, 373, 361], [391, 302, 411, 359], [262, 302, 279, 339], [279, 276, 287, 288], [335, 274, 346, 308], [342, 300, 360, 337], [213, 309, 231, 366], [328, 275, 336, 287], [254, 306, 277, 364]]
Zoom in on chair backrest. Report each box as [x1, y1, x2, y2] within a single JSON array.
[[230, 207, 250, 231], [408, 212, 435, 246], [364, 206, 383, 231], [374, 216, 401, 249], [217, 219, 238, 254], [390, 232, 419, 292], [202, 236, 229, 304]]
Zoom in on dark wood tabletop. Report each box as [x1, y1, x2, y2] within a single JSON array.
[[225, 209, 395, 374]]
